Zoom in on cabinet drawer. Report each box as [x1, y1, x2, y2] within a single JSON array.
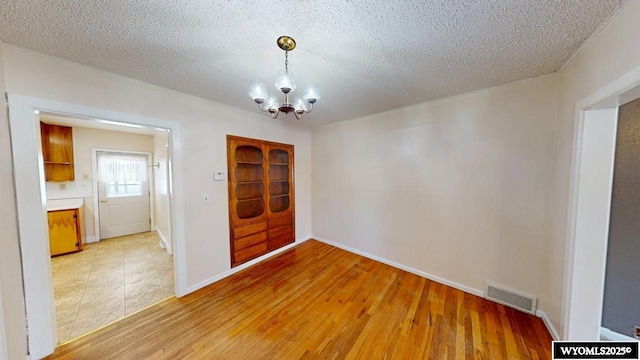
[[268, 214, 292, 229], [234, 221, 267, 238], [234, 242, 268, 264], [269, 225, 293, 239], [269, 231, 294, 249], [234, 231, 267, 250]]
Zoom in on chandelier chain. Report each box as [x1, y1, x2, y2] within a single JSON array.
[[285, 51, 288, 71]]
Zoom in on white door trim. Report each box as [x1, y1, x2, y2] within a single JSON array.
[[563, 63, 640, 340], [7, 94, 187, 359], [92, 149, 154, 241]]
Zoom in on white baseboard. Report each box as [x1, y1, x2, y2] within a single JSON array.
[[85, 236, 97, 244], [313, 236, 562, 341], [185, 237, 311, 294], [600, 327, 639, 342], [156, 228, 172, 255], [312, 236, 483, 297], [536, 310, 560, 340]]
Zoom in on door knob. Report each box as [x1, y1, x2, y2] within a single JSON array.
[[100, 199, 107, 203]]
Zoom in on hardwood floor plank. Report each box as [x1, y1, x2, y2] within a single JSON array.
[[45, 240, 553, 360]]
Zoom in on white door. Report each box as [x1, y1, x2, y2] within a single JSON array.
[[97, 152, 151, 239]]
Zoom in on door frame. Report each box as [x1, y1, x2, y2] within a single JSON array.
[[92, 149, 154, 241], [563, 64, 640, 340], [7, 94, 187, 359]]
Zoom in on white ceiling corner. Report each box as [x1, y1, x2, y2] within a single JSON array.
[[0, 0, 629, 127]]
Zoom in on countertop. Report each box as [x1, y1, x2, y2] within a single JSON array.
[[46, 198, 84, 211]]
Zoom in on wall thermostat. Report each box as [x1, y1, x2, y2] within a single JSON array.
[[214, 171, 225, 181]]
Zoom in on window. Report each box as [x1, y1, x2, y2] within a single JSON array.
[[98, 153, 147, 197], [107, 180, 141, 197]]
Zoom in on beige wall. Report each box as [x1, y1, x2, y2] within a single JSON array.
[[0, 44, 28, 359], [153, 132, 172, 252], [546, 0, 640, 335], [313, 74, 558, 304]]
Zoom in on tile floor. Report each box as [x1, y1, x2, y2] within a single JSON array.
[[51, 231, 174, 343]]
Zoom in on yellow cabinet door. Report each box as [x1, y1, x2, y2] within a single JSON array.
[[48, 209, 80, 256]]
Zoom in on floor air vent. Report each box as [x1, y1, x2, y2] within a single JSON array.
[[484, 282, 537, 315]]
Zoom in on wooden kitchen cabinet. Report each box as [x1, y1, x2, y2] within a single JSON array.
[[40, 122, 75, 181], [48, 208, 84, 256], [227, 135, 295, 267]]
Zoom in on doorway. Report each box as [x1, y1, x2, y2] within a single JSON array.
[[38, 113, 174, 343], [563, 65, 640, 340], [599, 98, 640, 341], [8, 94, 187, 359]]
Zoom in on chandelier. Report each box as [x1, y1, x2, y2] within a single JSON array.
[[248, 36, 320, 120]]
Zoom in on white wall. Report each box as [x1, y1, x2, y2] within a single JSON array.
[[313, 74, 558, 302], [43, 124, 155, 241], [0, 44, 28, 359], [153, 131, 172, 252], [0, 43, 311, 346], [0, 282, 6, 360], [546, 0, 640, 335]]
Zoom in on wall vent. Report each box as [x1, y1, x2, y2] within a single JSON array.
[[484, 282, 537, 315]]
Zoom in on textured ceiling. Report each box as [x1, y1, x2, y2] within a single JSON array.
[[0, 1, 628, 127]]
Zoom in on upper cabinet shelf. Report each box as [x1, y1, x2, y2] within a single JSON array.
[[40, 122, 75, 182], [268, 149, 288, 164], [235, 145, 263, 164]]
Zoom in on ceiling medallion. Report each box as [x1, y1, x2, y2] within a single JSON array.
[[248, 36, 320, 120]]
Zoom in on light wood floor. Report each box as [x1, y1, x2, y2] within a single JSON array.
[[45, 240, 552, 359], [51, 232, 174, 342]]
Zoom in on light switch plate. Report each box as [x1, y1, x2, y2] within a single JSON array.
[[202, 194, 209, 204], [214, 171, 225, 181]]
